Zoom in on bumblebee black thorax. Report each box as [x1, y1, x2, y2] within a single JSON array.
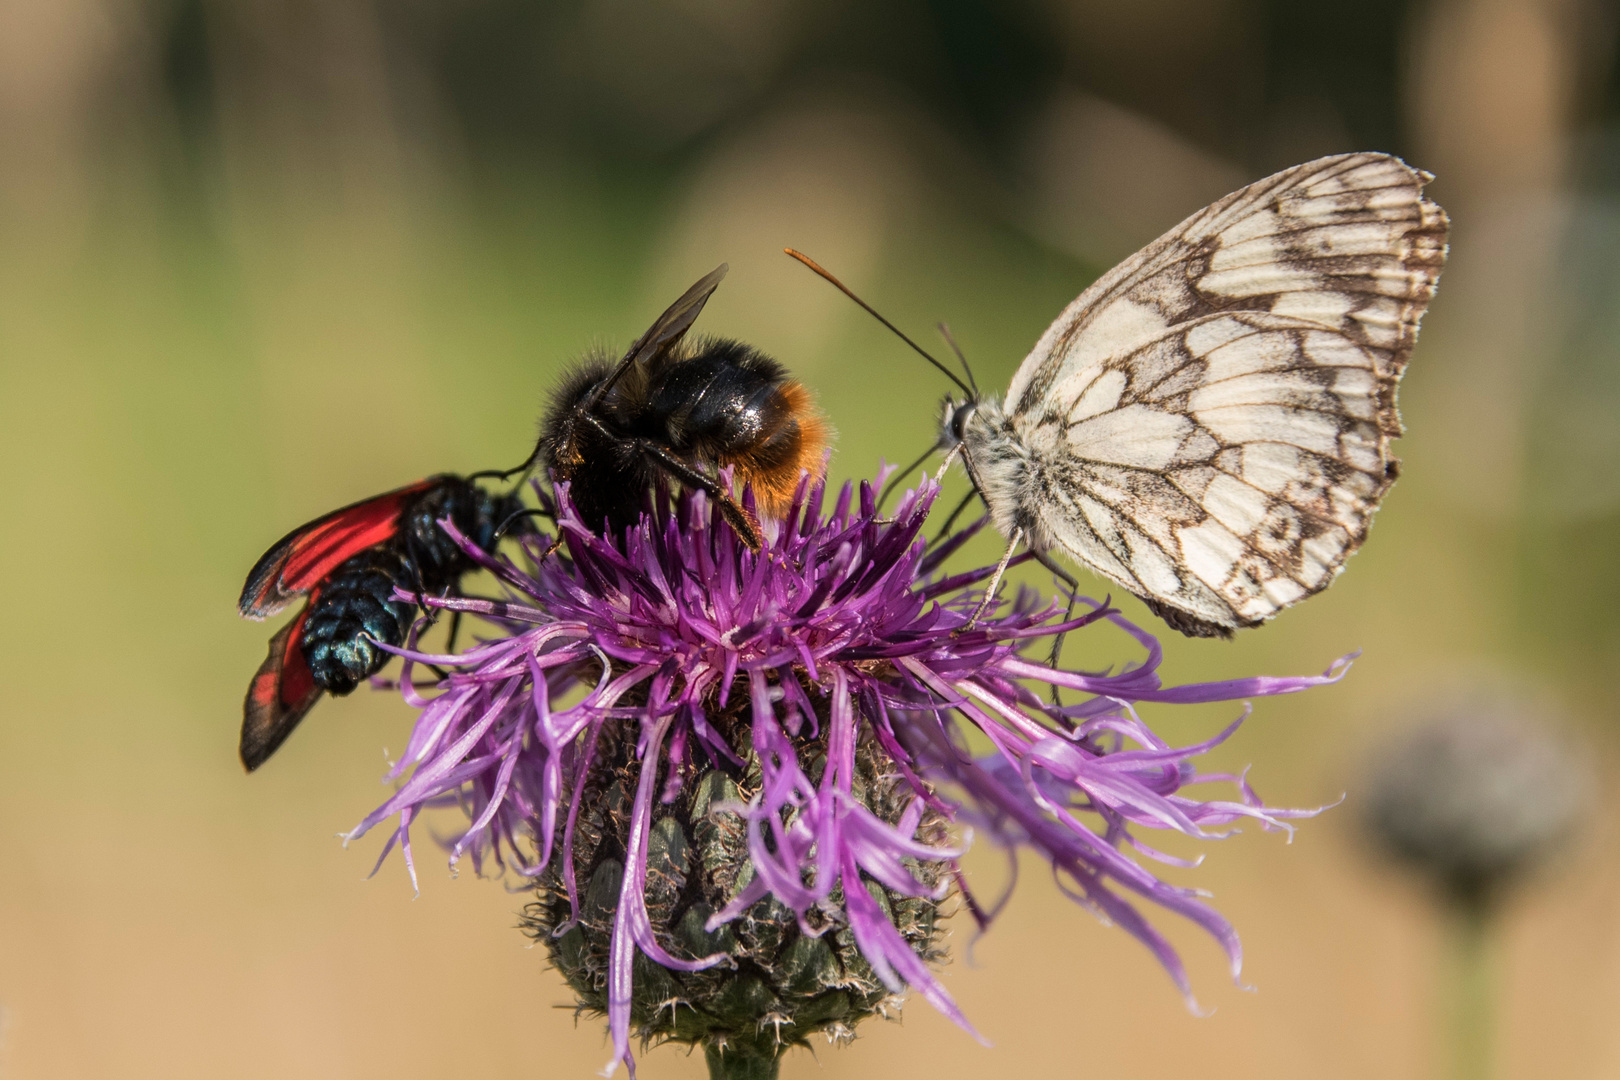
[[541, 337, 815, 538]]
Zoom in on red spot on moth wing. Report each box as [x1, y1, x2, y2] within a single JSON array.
[[237, 478, 438, 618], [240, 609, 322, 772]]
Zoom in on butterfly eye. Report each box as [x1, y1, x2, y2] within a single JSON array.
[[950, 403, 974, 443], [935, 400, 964, 449]]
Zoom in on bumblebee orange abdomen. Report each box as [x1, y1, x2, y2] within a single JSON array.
[[724, 379, 829, 514], [645, 340, 828, 515]]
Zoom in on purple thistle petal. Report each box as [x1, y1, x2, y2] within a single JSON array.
[[840, 845, 987, 1043], [606, 716, 729, 1076], [348, 465, 1340, 1046]]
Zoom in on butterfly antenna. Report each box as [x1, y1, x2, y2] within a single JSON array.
[[936, 321, 979, 397], [784, 249, 971, 396]]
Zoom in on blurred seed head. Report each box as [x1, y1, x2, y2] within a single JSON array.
[[1363, 701, 1587, 910]]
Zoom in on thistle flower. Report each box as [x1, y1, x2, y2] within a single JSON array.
[[344, 468, 1343, 1079]]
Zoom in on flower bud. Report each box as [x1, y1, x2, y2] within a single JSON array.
[[523, 722, 947, 1077], [1363, 702, 1585, 908]]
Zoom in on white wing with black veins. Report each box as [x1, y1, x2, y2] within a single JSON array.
[[1006, 152, 1448, 635]]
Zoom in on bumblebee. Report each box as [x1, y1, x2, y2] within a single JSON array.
[[536, 265, 829, 549]]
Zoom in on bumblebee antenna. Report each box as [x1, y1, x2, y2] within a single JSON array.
[[784, 249, 971, 396], [936, 321, 979, 397], [466, 461, 533, 484]]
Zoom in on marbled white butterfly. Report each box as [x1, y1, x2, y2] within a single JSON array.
[[935, 152, 1449, 637]]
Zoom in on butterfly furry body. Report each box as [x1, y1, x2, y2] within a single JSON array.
[[939, 152, 1449, 637]]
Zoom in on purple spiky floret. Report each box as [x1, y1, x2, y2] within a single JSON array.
[[344, 468, 1343, 1075]]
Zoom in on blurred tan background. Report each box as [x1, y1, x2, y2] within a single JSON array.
[[3, 0, 1620, 1077]]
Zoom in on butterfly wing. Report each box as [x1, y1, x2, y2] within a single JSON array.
[[240, 609, 322, 771], [1004, 153, 1448, 634], [237, 478, 438, 619]]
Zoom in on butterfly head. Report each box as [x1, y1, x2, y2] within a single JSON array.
[[935, 396, 977, 452], [937, 394, 1010, 453]]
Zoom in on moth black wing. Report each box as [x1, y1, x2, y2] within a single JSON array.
[[241, 611, 323, 772], [238, 479, 436, 619]]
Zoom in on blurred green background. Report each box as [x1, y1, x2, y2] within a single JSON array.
[[2, 0, 1619, 1077]]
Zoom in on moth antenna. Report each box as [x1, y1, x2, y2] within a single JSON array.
[[493, 506, 554, 540], [936, 321, 979, 397], [783, 248, 972, 396]]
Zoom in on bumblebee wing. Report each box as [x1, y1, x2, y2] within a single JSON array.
[[241, 609, 322, 772], [237, 478, 438, 619], [628, 263, 729, 368], [579, 264, 730, 416]]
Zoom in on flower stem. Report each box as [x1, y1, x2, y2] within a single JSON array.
[[1449, 900, 1494, 1080], [703, 1036, 782, 1080]]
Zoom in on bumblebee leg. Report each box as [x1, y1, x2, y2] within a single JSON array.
[[636, 440, 764, 550], [575, 411, 764, 550]]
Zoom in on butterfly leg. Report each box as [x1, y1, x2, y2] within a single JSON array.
[[965, 528, 1024, 629], [929, 488, 981, 550], [1030, 548, 1081, 704], [876, 444, 935, 515]]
